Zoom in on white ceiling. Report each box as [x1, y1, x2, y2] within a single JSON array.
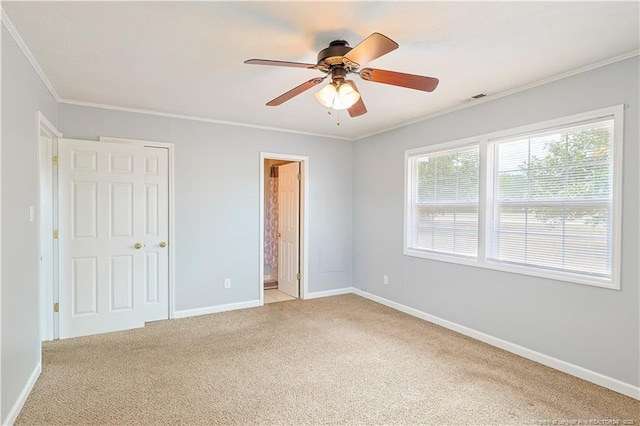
[[3, 1, 639, 140]]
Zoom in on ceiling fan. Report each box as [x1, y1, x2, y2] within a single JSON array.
[[244, 32, 439, 118]]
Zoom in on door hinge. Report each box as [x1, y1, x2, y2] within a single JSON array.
[[297, 173, 301, 181], [53, 302, 59, 313], [296, 272, 301, 280], [52, 156, 58, 165], [53, 230, 59, 239]]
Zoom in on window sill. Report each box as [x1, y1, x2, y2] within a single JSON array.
[[403, 248, 620, 290]]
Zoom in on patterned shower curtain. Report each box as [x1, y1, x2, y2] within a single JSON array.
[[264, 166, 279, 269]]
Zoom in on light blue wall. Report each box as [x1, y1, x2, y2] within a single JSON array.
[[1, 24, 59, 422], [2, 15, 638, 422], [58, 105, 354, 311], [353, 57, 640, 387]]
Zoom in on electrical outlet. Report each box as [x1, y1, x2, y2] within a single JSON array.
[[224, 278, 231, 289], [383, 274, 389, 285]]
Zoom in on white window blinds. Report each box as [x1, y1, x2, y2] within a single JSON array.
[[486, 119, 614, 278], [408, 145, 479, 258]]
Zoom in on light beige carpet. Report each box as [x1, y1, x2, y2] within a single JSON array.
[[16, 294, 640, 425]]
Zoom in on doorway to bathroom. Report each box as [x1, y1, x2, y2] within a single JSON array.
[[260, 153, 308, 304]]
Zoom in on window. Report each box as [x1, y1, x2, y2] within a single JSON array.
[[407, 144, 479, 258], [487, 119, 614, 278], [405, 106, 623, 289]]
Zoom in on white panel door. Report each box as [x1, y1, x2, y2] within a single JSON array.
[[142, 147, 169, 322], [277, 162, 300, 298], [58, 139, 146, 338]]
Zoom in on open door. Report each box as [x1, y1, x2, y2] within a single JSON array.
[[277, 162, 300, 298]]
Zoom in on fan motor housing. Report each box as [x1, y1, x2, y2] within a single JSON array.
[[317, 40, 353, 70]]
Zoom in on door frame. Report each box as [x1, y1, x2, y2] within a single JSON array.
[[99, 136, 176, 319], [259, 152, 309, 304], [37, 112, 62, 341]]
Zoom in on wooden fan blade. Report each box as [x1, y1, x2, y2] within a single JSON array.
[[360, 68, 439, 92], [244, 59, 318, 69], [266, 77, 325, 106], [343, 32, 398, 68], [345, 80, 367, 117]]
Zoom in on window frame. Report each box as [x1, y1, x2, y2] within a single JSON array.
[[404, 105, 624, 290], [406, 140, 481, 259]]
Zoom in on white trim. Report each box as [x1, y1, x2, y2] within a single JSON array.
[[50, 51, 640, 142], [1, 6, 337, 141], [404, 105, 624, 290], [405, 137, 481, 157], [177, 289, 353, 318], [1, 5, 635, 143], [1, 9, 60, 102], [403, 249, 618, 290], [259, 153, 310, 303], [2, 362, 42, 426], [482, 105, 623, 142], [477, 138, 488, 261], [305, 287, 354, 299], [609, 105, 624, 290], [63, 99, 351, 141], [352, 288, 640, 400], [0, 21, 3, 422], [300, 159, 309, 300], [37, 113, 61, 342], [99, 136, 173, 148], [173, 300, 261, 319], [357, 50, 639, 141], [404, 141, 481, 263], [99, 136, 177, 319], [51, 135, 60, 340], [259, 158, 265, 306], [37, 112, 62, 138]]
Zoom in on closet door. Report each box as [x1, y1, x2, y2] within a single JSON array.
[[58, 139, 146, 338], [142, 147, 170, 322]]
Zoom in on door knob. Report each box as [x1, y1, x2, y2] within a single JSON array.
[[159, 241, 167, 248], [134, 242, 143, 249]]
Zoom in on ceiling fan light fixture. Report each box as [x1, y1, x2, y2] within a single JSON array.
[[333, 82, 360, 110], [314, 81, 360, 110], [246, 32, 439, 116], [314, 83, 337, 108]]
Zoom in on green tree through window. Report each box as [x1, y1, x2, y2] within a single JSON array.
[[523, 126, 611, 225]]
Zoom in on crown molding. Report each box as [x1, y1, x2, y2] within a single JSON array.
[[1, 6, 349, 141], [355, 49, 640, 141], [1, 8, 60, 102], [58, 98, 353, 141], [2, 5, 636, 142]]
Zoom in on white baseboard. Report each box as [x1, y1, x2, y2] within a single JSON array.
[[173, 299, 261, 319], [305, 287, 354, 300], [174, 287, 355, 318], [352, 288, 640, 401], [3, 362, 41, 426]]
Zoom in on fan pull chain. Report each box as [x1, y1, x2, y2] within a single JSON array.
[[327, 109, 340, 126]]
